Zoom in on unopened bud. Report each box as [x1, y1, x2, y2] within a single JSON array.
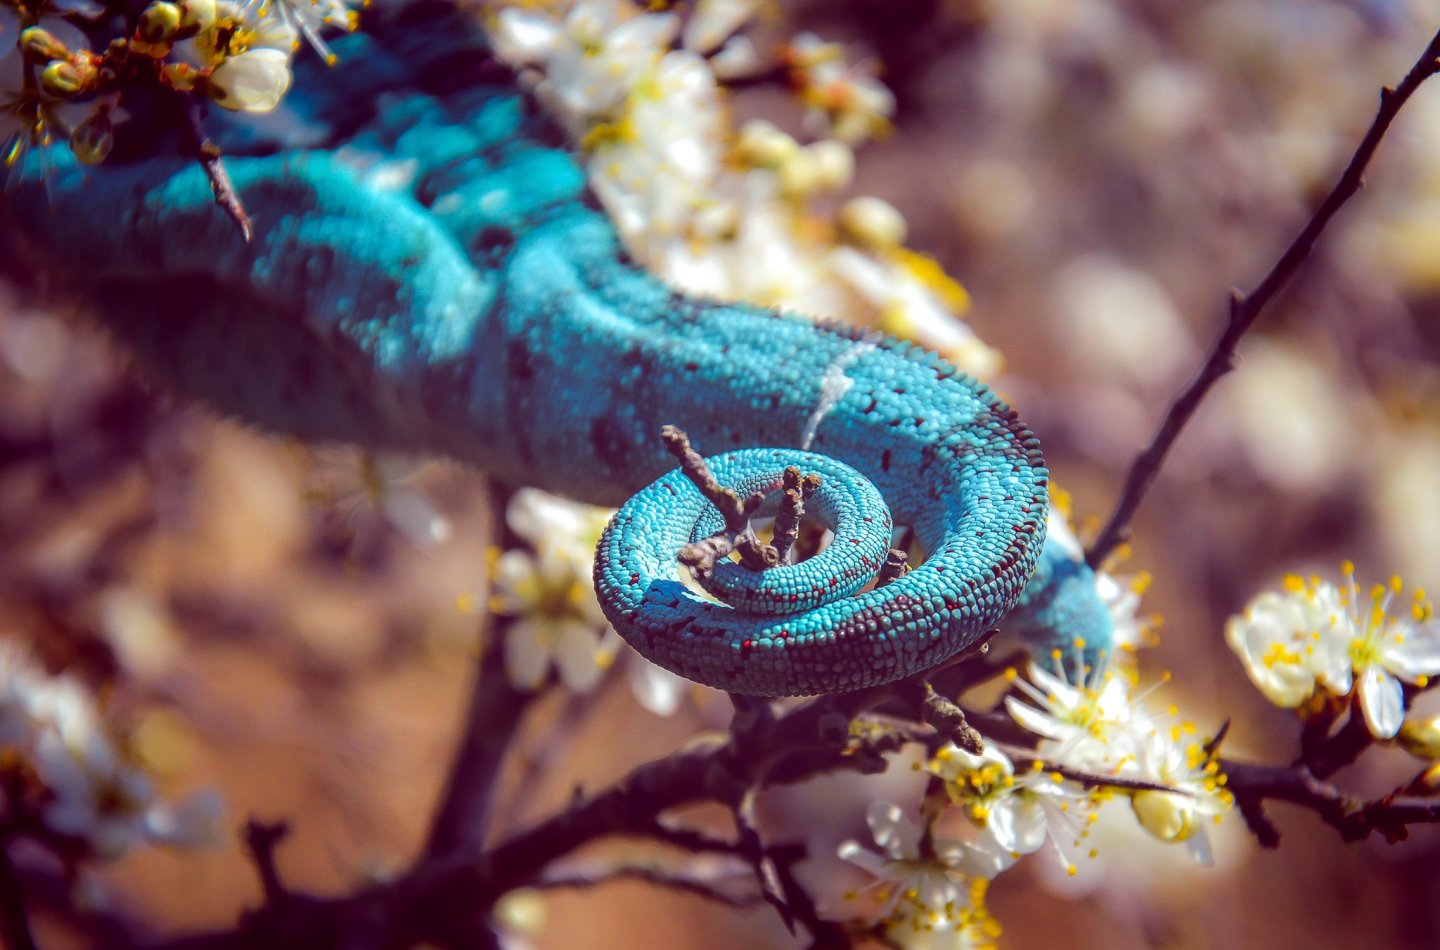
[[734, 120, 797, 169], [138, 1, 183, 45], [20, 27, 70, 62], [806, 140, 854, 192], [1131, 790, 1196, 843], [778, 149, 822, 199], [837, 196, 907, 250], [70, 112, 114, 165], [1398, 715, 1440, 761], [177, 0, 217, 37], [39, 60, 86, 97]]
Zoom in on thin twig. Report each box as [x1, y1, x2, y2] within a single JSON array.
[[732, 787, 795, 934], [242, 820, 291, 907], [664, 425, 775, 571], [421, 623, 531, 861], [772, 466, 820, 565], [176, 95, 253, 243], [875, 548, 908, 588], [1086, 25, 1440, 567], [914, 682, 983, 754], [537, 862, 764, 909]]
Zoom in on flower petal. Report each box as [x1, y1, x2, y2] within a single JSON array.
[[503, 619, 552, 691], [1358, 664, 1405, 739], [553, 620, 608, 693]]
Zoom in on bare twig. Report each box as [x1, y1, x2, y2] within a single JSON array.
[[732, 787, 796, 934], [875, 548, 908, 588], [772, 466, 820, 565], [1086, 25, 1440, 567], [175, 95, 253, 243], [664, 425, 775, 571], [537, 861, 764, 909], [242, 820, 291, 907], [914, 682, 983, 754]]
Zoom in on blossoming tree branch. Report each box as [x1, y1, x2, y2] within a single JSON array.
[[1, 1, 1439, 948]]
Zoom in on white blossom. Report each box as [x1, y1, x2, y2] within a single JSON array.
[[625, 649, 691, 717], [838, 801, 1001, 948], [0, 642, 222, 860], [926, 742, 1096, 878], [1226, 565, 1440, 738], [785, 32, 895, 144], [208, 46, 291, 112], [506, 487, 613, 569], [491, 546, 619, 693], [681, 0, 757, 54], [1127, 730, 1232, 866], [830, 247, 1001, 379], [245, 0, 361, 64], [1004, 658, 1144, 774]]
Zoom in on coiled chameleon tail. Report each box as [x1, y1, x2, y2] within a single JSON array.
[[596, 434, 1046, 695], [1, 2, 1075, 696]]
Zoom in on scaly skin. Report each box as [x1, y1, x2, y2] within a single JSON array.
[[1, 3, 1111, 695]]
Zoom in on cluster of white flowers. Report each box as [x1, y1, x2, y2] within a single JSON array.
[[1004, 654, 1232, 864], [0, 642, 222, 860], [485, 0, 1001, 377], [837, 656, 1231, 945], [837, 801, 1003, 950], [1, 0, 360, 180], [1226, 562, 1440, 739]]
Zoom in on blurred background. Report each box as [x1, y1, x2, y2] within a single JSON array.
[[3, 0, 1440, 945]]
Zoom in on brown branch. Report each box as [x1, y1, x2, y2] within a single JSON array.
[[242, 820, 291, 907], [423, 484, 536, 862], [421, 620, 531, 862], [914, 681, 983, 754], [175, 95, 253, 243], [772, 466, 820, 565], [664, 425, 776, 571], [0, 843, 37, 950], [875, 549, 908, 588], [537, 862, 764, 909], [1223, 759, 1440, 846], [1086, 24, 1440, 567]]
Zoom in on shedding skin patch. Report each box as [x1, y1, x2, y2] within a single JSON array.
[[802, 336, 879, 451]]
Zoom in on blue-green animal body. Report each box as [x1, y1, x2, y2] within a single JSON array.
[[3, 3, 1112, 695]]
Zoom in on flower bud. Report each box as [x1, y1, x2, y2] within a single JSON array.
[[138, 2, 183, 45], [1398, 715, 1440, 761], [39, 60, 86, 97], [778, 149, 822, 199], [807, 140, 854, 192], [177, 0, 218, 37], [837, 196, 907, 250], [70, 112, 114, 165], [733, 120, 797, 170], [20, 27, 70, 62], [207, 48, 292, 113], [1131, 790, 1196, 843]]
